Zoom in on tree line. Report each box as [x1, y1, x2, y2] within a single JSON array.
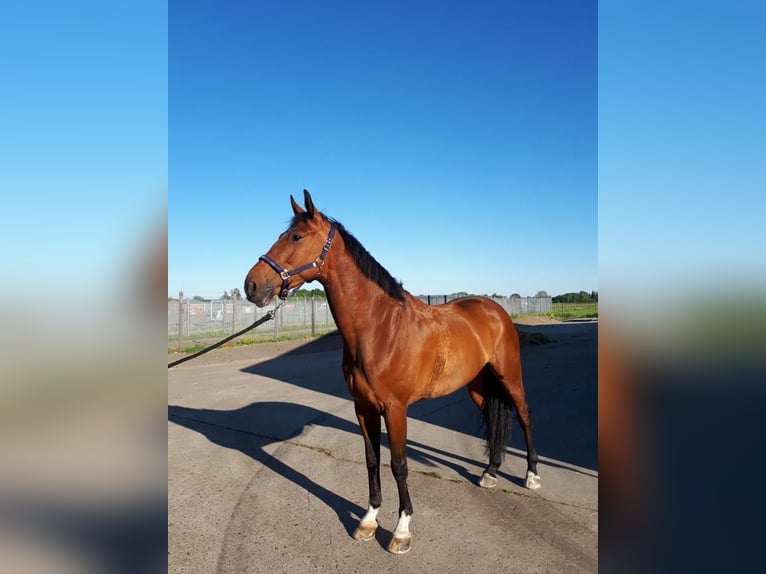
[[551, 290, 598, 303]]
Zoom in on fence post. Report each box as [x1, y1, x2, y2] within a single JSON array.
[[231, 291, 238, 334], [178, 291, 184, 350], [311, 296, 316, 337]]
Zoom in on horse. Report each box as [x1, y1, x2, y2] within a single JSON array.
[[244, 190, 540, 554]]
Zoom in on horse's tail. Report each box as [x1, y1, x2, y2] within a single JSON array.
[[482, 369, 513, 469]]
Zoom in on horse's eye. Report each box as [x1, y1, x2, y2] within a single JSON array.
[[291, 233, 302, 242]]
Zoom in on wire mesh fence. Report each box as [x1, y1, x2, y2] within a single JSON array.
[[168, 295, 336, 349], [168, 292, 554, 349], [415, 294, 553, 315]]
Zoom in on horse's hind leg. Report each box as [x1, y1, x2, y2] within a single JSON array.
[[353, 401, 382, 541], [467, 369, 506, 488], [489, 347, 541, 490]]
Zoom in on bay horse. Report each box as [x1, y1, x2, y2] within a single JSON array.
[[244, 190, 540, 554]]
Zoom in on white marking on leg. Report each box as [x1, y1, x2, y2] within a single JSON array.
[[525, 470, 542, 490], [353, 505, 380, 541], [393, 511, 411, 538], [360, 505, 380, 526], [479, 471, 498, 488], [387, 511, 412, 553]]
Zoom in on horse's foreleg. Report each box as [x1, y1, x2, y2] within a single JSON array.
[[353, 402, 382, 541], [383, 404, 413, 554]]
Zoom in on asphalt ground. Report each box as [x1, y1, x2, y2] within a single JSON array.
[[168, 322, 597, 573]]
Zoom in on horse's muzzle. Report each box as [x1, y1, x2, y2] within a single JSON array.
[[245, 279, 274, 307]]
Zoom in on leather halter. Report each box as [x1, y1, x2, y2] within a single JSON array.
[[259, 223, 337, 300]]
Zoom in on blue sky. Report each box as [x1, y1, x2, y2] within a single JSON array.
[[599, 1, 765, 305], [169, 0, 597, 299], [1, 1, 760, 308], [0, 1, 167, 303]]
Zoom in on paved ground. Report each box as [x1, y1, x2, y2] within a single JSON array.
[[168, 322, 597, 573]]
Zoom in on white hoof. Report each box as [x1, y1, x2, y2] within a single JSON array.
[[388, 535, 411, 554], [525, 471, 541, 490], [354, 505, 379, 540], [479, 472, 497, 488], [388, 511, 412, 554], [353, 522, 377, 541]]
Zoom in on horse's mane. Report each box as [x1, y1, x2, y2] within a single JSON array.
[[290, 213, 405, 301]]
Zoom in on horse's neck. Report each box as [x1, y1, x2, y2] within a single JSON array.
[[320, 247, 403, 349]]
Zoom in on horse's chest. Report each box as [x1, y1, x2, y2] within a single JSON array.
[[344, 353, 400, 409], [345, 367, 380, 408]]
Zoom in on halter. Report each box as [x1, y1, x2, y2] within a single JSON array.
[[259, 223, 337, 300]]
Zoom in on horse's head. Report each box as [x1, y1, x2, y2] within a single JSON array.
[[244, 190, 335, 307]]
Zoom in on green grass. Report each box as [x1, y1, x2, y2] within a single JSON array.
[[168, 322, 335, 342], [418, 470, 443, 479], [549, 302, 598, 320], [172, 343, 207, 354], [168, 326, 338, 353]]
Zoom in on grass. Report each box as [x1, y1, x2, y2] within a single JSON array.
[[174, 343, 207, 354], [168, 326, 338, 353], [291, 442, 335, 458], [549, 302, 598, 320], [168, 322, 335, 342], [418, 470, 443, 479]]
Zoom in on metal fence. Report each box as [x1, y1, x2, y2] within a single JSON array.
[[168, 293, 552, 348], [168, 295, 336, 348], [416, 295, 552, 316]]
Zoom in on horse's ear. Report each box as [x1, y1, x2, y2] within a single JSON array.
[[290, 194, 305, 215], [303, 189, 316, 219]]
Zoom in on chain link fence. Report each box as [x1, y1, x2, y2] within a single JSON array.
[[168, 293, 552, 349], [416, 294, 552, 315], [168, 294, 336, 349]]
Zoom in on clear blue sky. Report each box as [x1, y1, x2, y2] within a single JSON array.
[[169, 0, 597, 299], [1, 1, 760, 307], [599, 1, 766, 304], [0, 1, 167, 303]]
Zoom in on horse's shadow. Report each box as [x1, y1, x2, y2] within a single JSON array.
[[168, 399, 511, 545], [238, 326, 598, 473], [168, 402, 366, 539], [171, 324, 596, 544]]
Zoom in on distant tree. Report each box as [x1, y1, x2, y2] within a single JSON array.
[[192, 295, 206, 301], [231, 288, 241, 299], [221, 290, 230, 300], [552, 291, 598, 303], [535, 290, 549, 298], [291, 287, 326, 299], [510, 293, 521, 299]]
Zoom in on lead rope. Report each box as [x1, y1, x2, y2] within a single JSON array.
[[168, 298, 284, 369]]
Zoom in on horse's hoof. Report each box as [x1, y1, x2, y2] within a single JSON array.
[[525, 471, 542, 490], [388, 535, 411, 554], [479, 472, 497, 488], [352, 522, 377, 541]]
